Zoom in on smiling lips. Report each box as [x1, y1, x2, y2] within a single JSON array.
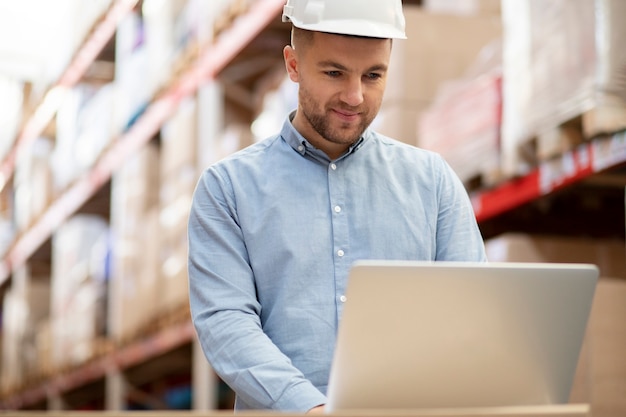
[[333, 108, 361, 122]]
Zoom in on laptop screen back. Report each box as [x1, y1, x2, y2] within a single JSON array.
[[326, 261, 598, 411]]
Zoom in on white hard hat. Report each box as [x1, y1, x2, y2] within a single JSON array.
[[282, 0, 407, 39]]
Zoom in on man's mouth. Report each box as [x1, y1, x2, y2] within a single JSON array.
[[332, 108, 361, 121]]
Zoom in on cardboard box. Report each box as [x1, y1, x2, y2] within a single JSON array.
[[571, 278, 626, 417], [485, 233, 626, 279], [385, 6, 502, 105], [484, 233, 626, 416], [372, 101, 430, 147]]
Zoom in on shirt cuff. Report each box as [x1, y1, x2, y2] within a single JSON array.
[[273, 380, 328, 412]]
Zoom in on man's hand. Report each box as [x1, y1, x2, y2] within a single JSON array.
[[307, 405, 326, 414]]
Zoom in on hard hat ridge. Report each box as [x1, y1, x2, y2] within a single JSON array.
[[282, 0, 407, 40]]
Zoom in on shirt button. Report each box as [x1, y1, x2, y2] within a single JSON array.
[[337, 249, 344, 257], [334, 206, 341, 213], [330, 163, 337, 170], [340, 295, 347, 303], [297, 145, 304, 152]]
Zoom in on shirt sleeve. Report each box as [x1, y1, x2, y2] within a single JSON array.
[[433, 156, 488, 262], [187, 167, 327, 411]]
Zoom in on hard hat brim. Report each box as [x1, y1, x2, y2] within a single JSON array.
[[285, 17, 407, 40]]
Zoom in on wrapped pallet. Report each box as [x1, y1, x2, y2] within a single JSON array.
[[501, 0, 626, 176], [50, 215, 110, 367], [375, 5, 502, 147], [0, 76, 23, 162], [52, 83, 115, 191], [159, 97, 199, 313], [13, 137, 54, 232], [1, 266, 50, 392], [109, 143, 160, 342], [418, 41, 502, 186]]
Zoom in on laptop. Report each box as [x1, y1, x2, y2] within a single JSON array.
[[326, 260, 599, 411]]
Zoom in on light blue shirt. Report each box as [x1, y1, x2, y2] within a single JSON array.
[[188, 113, 487, 411]]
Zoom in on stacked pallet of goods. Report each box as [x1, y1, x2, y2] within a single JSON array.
[[418, 0, 626, 187], [1, 0, 117, 396], [500, 0, 626, 177], [374, 3, 502, 148], [417, 2, 626, 416], [0, 0, 261, 407], [418, 45, 503, 187]]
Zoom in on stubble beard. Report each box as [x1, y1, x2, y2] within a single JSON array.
[[299, 90, 373, 147]]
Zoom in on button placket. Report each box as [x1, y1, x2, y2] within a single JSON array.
[[328, 160, 349, 315]]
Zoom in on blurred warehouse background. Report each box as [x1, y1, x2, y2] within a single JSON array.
[[0, 0, 624, 414]]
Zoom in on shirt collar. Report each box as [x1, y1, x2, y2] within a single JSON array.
[[280, 110, 368, 162]]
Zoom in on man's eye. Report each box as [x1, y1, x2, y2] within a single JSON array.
[[326, 71, 341, 77], [366, 73, 382, 80]]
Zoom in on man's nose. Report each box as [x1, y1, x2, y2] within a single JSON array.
[[341, 77, 364, 107]]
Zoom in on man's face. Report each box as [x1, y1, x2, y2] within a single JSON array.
[[284, 31, 392, 159]]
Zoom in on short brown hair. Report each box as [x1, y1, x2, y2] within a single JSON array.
[[291, 26, 392, 51], [291, 26, 314, 51]]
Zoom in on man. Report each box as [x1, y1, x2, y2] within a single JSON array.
[[188, 0, 487, 412]]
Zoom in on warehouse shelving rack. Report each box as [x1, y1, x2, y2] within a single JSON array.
[[471, 131, 626, 222], [2, 319, 194, 410], [0, 0, 138, 195], [0, 0, 624, 411], [0, 0, 288, 410], [0, 0, 288, 286]]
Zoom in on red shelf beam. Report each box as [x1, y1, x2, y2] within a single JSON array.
[[0, 321, 194, 410], [471, 131, 626, 222]]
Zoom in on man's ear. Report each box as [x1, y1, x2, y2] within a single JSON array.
[[283, 45, 299, 83]]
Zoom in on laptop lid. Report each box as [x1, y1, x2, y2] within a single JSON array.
[[326, 260, 599, 411]]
